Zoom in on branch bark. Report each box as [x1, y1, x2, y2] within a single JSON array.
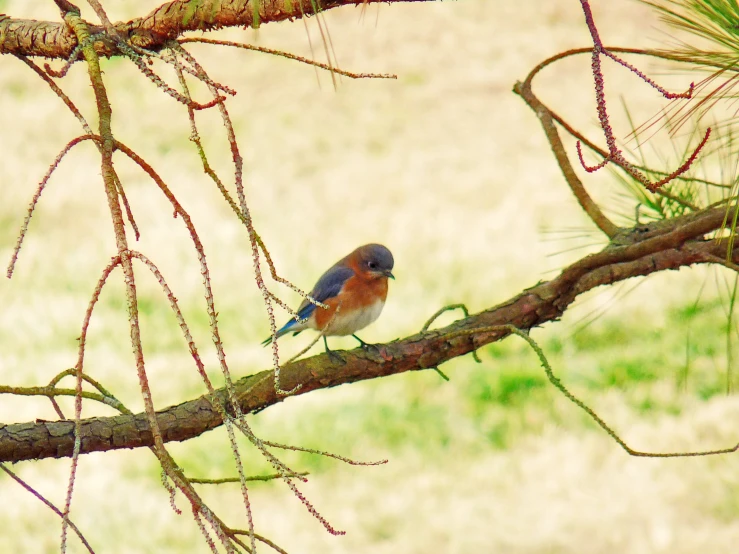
[[0, 0, 430, 59], [1, 204, 735, 464]]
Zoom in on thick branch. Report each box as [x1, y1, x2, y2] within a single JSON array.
[[0, 0, 430, 59], [1, 205, 735, 464]]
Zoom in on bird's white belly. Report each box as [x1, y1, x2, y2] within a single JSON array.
[[326, 300, 385, 336]]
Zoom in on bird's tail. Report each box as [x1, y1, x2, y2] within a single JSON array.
[[261, 319, 300, 346]]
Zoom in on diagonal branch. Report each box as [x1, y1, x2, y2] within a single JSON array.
[[1, 203, 737, 464], [514, 75, 620, 238], [0, 464, 96, 553]]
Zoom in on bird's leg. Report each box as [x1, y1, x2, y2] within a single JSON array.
[[352, 334, 370, 348], [352, 334, 378, 352], [323, 335, 345, 363]]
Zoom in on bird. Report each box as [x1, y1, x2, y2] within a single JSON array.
[[262, 244, 394, 357]]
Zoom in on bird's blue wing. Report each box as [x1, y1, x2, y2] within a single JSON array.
[[263, 265, 353, 345], [295, 265, 354, 320]]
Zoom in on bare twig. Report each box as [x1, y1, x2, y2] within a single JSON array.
[[191, 472, 309, 484], [6, 135, 96, 278], [0, 464, 96, 554], [513, 77, 620, 237], [179, 38, 397, 80], [577, 0, 710, 191]]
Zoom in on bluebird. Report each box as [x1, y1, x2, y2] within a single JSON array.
[[263, 244, 394, 357]]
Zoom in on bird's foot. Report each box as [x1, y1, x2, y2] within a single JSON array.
[[361, 342, 380, 354], [352, 334, 377, 352], [326, 349, 346, 364]]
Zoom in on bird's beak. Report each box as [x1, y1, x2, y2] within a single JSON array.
[[384, 270, 395, 280]]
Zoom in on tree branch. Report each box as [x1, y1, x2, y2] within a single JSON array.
[[0, 0, 431, 60], [514, 65, 620, 237], [2, 204, 736, 464]]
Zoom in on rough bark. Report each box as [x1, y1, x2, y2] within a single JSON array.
[[0, 0, 429, 59], [1, 204, 734, 464]]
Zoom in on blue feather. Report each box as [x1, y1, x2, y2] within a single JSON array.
[[262, 265, 354, 346]]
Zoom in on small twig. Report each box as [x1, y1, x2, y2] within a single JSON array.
[[192, 508, 220, 554], [577, 0, 709, 191], [230, 419, 308, 484], [448, 324, 739, 458], [161, 43, 237, 96], [283, 303, 343, 369], [255, 235, 328, 311], [14, 54, 91, 131], [576, 141, 611, 173], [0, 367, 132, 421], [227, 528, 289, 554], [190, 472, 309, 484], [517, 47, 727, 194], [114, 175, 141, 240], [14, 56, 141, 239], [0, 464, 96, 554], [6, 134, 96, 278], [262, 439, 388, 466], [161, 470, 183, 516], [704, 253, 739, 274], [179, 38, 397, 80], [422, 304, 484, 363], [0, 384, 117, 407], [48, 368, 132, 415], [601, 49, 694, 100], [430, 367, 450, 381], [43, 32, 105, 78]]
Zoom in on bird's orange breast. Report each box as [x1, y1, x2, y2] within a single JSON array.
[[313, 273, 388, 334]]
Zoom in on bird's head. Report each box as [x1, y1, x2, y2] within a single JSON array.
[[355, 244, 395, 280]]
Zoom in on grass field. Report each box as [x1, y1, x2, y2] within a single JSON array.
[[2, 0, 739, 552]]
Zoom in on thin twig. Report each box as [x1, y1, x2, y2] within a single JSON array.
[[0, 464, 96, 554], [179, 38, 397, 80], [577, 0, 709, 191], [445, 324, 739, 458], [6, 135, 96, 278], [191, 472, 309, 484], [421, 304, 482, 363]]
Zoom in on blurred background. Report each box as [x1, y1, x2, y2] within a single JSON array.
[[2, 0, 739, 552]]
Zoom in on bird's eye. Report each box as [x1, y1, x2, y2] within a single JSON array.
[[368, 261, 377, 270]]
